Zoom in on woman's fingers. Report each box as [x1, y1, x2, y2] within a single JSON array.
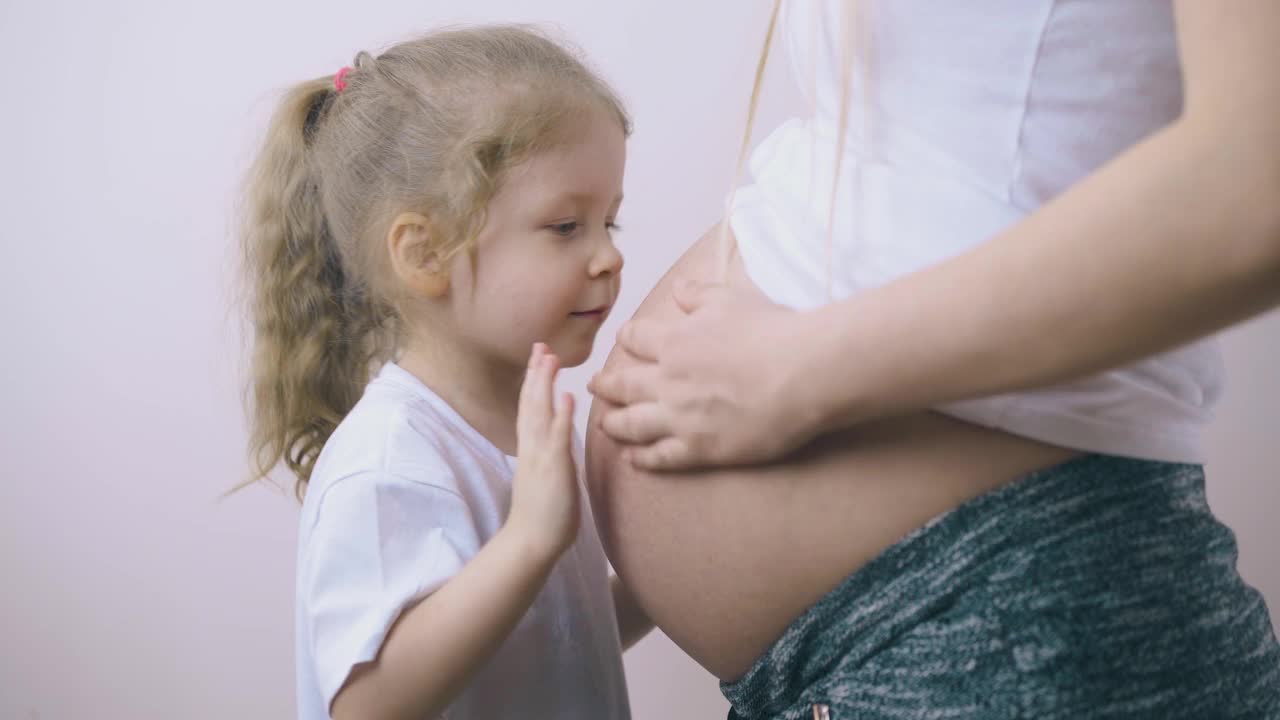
[[588, 363, 660, 407], [672, 279, 725, 314], [600, 403, 672, 445], [625, 437, 694, 473], [616, 318, 664, 363]]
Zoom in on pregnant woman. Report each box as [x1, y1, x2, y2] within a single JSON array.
[[587, 1, 1280, 718]]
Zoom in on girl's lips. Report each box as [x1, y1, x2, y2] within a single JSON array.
[[570, 306, 609, 318]]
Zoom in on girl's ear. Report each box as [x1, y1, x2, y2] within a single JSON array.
[[387, 212, 449, 297]]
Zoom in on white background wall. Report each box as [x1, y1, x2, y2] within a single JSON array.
[[2, 1, 1275, 718]]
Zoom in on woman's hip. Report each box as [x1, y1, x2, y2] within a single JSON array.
[[720, 454, 1280, 720]]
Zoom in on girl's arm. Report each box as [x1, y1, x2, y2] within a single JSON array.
[[332, 345, 580, 720], [330, 524, 562, 720], [611, 575, 655, 650]]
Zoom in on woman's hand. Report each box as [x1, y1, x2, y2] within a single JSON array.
[[588, 279, 821, 471], [508, 343, 580, 559]]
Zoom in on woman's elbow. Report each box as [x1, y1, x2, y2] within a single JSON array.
[[1184, 114, 1280, 275], [1246, 152, 1280, 276]]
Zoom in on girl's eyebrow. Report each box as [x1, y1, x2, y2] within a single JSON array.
[[551, 191, 624, 203]]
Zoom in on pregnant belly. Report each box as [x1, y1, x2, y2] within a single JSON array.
[[585, 224, 1079, 680]]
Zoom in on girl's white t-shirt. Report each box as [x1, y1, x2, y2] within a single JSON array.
[[731, 0, 1222, 462], [295, 363, 630, 720]]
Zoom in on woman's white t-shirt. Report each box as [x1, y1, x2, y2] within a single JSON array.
[[730, 0, 1222, 463], [295, 363, 630, 720]]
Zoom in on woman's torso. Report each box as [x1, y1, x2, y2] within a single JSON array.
[[588, 227, 1079, 680], [588, 0, 1220, 681]]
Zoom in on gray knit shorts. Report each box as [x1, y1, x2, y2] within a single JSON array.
[[722, 454, 1280, 719]]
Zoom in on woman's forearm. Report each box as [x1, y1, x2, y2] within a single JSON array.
[[802, 118, 1280, 434], [330, 525, 560, 720]]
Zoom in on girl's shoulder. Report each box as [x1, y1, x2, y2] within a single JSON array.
[[304, 368, 512, 526]]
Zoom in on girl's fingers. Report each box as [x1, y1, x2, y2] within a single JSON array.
[[533, 351, 559, 432], [518, 343, 549, 435], [553, 392, 575, 443]]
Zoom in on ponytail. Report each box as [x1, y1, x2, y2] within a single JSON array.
[[240, 76, 389, 500]]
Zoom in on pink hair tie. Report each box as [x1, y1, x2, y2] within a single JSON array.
[[333, 66, 352, 93]]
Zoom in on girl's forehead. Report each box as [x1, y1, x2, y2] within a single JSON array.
[[498, 130, 625, 203]]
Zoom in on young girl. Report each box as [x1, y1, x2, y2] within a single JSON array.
[[240, 25, 651, 720]]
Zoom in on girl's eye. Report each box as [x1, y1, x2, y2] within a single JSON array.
[[606, 221, 622, 233], [549, 221, 579, 236]]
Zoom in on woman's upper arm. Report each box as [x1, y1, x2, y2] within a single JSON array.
[[1176, 3, 1280, 150], [1175, 1, 1280, 260]]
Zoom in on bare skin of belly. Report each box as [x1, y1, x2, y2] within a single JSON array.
[[585, 224, 1082, 681]]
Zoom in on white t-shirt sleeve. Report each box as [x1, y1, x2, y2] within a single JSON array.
[[299, 470, 480, 709]]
